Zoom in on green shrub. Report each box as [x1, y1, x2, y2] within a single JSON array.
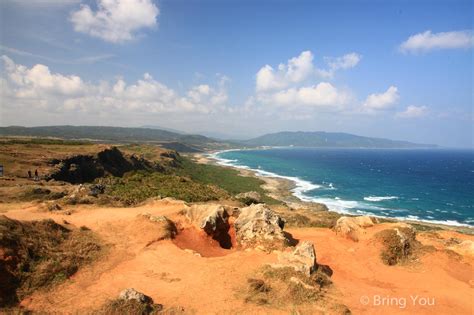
[[106, 171, 228, 205], [175, 157, 280, 205]]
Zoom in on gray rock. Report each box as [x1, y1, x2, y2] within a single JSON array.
[[118, 288, 148, 303], [234, 204, 286, 247], [334, 216, 377, 242], [235, 191, 262, 205], [272, 241, 317, 276], [185, 204, 229, 236]]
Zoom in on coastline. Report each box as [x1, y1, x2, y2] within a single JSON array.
[[193, 150, 474, 234]]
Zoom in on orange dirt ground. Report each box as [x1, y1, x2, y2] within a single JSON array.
[[1, 200, 472, 315]]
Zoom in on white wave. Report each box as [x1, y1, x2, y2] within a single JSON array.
[[395, 216, 472, 227], [212, 150, 322, 199], [364, 196, 399, 202], [210, 150, 473, 228]]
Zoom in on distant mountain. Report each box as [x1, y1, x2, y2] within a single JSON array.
[[242, 131, 436, 148], [141, 125, 187, 135], [0, 125, 233, 151], [0, 126, 437, 150]]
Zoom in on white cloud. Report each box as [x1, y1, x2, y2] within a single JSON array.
[[396, 105, 428, 118], [2, 55, 85, 97], [399, 30, 474, 54], [1, 56, 228, 115], [317, 52, 362, 78], [253, 51, 359, 115], [363, 86, 399, 111], [70, 0, 159, 43], [0, 45, 114, 65], [257, 82, 350, 111], [256, 51, 314, 92], [256, 51, 362, 91]]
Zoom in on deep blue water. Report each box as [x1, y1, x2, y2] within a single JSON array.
[[214, 148, 474, 226]]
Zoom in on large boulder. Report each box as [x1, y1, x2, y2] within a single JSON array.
[[334, 216, 377, 241], [184, 204, 231, 248], [234, 204, 286, 248], [272, 241, 317, 276], [235, 191, 262, 205], [185, 204, 229, 235]]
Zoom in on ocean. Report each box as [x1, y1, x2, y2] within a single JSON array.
[[213, 148, 474, 227]]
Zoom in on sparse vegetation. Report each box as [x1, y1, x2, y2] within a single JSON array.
[[277, 210, 342, 228], [242, 266, 333, 307], [375, 227, 420, 265], [0, 216, 102, 307], [96, 298, 163, 315]]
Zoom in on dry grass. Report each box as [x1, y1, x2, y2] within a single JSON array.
[[374, 227, 421, 265], [274, 207, 342, 229], [242, 265, 333, 308], [0, 216, 103, 307], [96, 298, 163, 315]]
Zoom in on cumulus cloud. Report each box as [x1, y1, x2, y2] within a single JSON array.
[[256, 51, 314, 92], [264, 82, 350, 109], [1, 55, 227, 115], [396, 105, 428, 118], [362, 86, 399, 111], [256, 51, 362, 91], [399, 30, 474, 54], [254, 51, 358, 113], [70, 0, 159, 43], [2, 55, 85, 97]]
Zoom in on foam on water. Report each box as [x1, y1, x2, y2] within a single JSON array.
[[364, 196, 399, 202], [211, 149, 473, 228]]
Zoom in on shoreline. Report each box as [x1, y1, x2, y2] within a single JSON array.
[[193, 150, 474, 234]]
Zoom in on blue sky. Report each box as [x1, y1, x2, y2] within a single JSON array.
[[0, 0, 472, 147]]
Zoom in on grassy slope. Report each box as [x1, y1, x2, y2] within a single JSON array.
[[0, 139, 278, 205], [104, 171, 229, 204], [176, 157, 280, 204]]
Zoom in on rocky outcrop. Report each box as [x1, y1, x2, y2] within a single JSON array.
[[185, 204, 231, 248], [234, 204, 286, 248], [48, 147, 167, 184], [334, 216, 377, 241], [119, 288, 150, 303], [272, 241, 317, 276], [235, 191, 262, 205]]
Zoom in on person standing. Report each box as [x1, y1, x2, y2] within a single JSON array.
[[28, 170, 32, 179], [34, 169, 39, 181]]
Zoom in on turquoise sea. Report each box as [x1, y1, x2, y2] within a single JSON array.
[[214, 148, 474, 227]]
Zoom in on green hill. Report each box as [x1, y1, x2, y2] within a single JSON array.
[[0, 126, 232, 151], [241, 131, 436, 148]]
